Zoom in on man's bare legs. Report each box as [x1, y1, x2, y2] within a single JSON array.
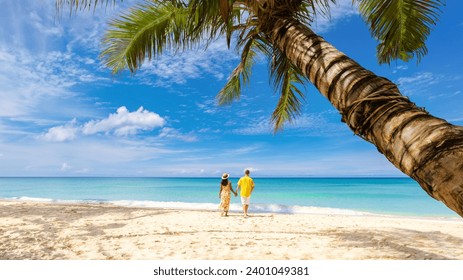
[[243, 204, 249, 217]]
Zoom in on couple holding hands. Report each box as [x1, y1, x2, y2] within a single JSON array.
[[218, 170, 254, 217]]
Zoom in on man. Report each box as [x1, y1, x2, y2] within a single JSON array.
[[236, 169, 255, 217]]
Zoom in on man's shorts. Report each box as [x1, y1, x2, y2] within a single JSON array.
[[241, 196, 251, 205]]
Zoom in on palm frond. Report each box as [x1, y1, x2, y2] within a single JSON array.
[[101, 0, 232, 74], [270, 48, 306, 132], [216, 7, 273, 106], [101, 1, 188, 73], [55, 0, 119, 15], [217, 32, 260, 105], [356, 0, 445, 64], [188, 0, 226, 38], [298, 0, 335, 23]]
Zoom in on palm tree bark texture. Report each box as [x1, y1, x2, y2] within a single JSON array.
[[263, 16, 463, 217]]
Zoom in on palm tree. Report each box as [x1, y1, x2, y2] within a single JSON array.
[[56, 0, 463, 218]]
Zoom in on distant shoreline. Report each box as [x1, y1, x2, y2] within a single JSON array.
[[0, 177, 457, 218], [1, 197, 461, 220], [1, 196, 459, 220], [0, 176, 410, 178]]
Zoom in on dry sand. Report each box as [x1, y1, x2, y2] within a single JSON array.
[[0, 200, 462, 260]]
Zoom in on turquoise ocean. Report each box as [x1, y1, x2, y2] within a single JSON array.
[[0, 177, 458, 218]]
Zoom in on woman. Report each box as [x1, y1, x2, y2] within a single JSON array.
[[218, 173, 237, 216]]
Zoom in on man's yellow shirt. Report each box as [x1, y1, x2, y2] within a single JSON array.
[[237, 176, 254, 197]]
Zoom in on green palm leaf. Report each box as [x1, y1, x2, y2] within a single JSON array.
[[101, 0, 229, 74], [270, 48, 306, 132], [216, 32, 260, 105], [216, 10, 272, 105], [101, 1, 188, 74], [356, 0, 445, 64], [55, 0, 118, 15]]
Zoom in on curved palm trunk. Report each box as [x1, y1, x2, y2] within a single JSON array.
[[267, 18, 463, 217]]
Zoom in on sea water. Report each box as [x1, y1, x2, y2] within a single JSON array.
[[0, 177, 458, 218]]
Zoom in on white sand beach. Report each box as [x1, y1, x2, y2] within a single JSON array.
[[0, 200, 462, 260]]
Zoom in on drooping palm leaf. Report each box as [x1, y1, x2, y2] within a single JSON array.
[[356, 0, 445, 64], [55, 0, 119, 15], [297, 0, 336, 24], [192, 0, 239, 48], [101, 1, 190, 73], [216, 9, 270, 105], [216, 31, 260, 105], [269, 48, 306, 132], [101, 0, 231, 74], [218, 0, 232, 47]]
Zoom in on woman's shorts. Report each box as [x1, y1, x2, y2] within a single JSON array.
[[240, 196, 251, 205]]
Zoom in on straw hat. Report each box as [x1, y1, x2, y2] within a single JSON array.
[[221, 173, 229, 180]]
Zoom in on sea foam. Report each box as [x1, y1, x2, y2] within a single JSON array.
[[6, 196, 371, 216], [109, 200, 370, 216]]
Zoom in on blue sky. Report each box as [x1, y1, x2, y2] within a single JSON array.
[[0, 0, 462, 177]]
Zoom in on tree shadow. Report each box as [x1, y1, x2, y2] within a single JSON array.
[[319, 227, 463, 260]]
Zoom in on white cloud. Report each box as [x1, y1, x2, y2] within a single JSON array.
[[396, 72, 462, 97], [138, 39, 237, 87], [196, 99, 220, 114], [158, 127, 198, 142], [392, 65, 409, 74], [40, 118, 79, 142], [40, 107, 166, 142], [30, 11, 64, 37], [312, 0, 360, 33], [396, 65, 409, 71], [397, 72, 435, 87], [232, 111, 347, 136], [60, 162, 72, 171], [233, 117, 272, 135], [0, 0, 120, 135], [396, 72, 439, 96], [83, 106, 165, 136], [0, 45, 110, 121]]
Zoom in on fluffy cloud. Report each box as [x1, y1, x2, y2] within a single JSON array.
[[312, 0, 360, 33], [40, 118, 79, 142], [40, 106, 165, 142], [60, 162, 72, 171], [82, 106, 165, 136]]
